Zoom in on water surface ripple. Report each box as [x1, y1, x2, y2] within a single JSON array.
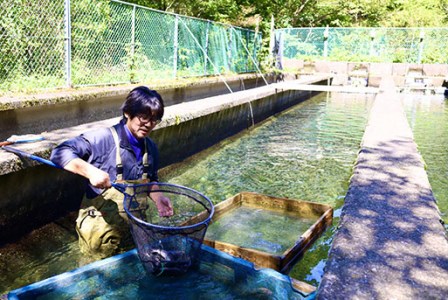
[[164, 92, 374, 284], [0, 92, 373, 294], [402, 95, 448, 229]]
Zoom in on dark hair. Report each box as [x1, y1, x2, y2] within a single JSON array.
[[121, 86, 164, 121]]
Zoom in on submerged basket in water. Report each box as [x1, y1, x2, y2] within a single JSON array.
[[123, 182, 214, 276]]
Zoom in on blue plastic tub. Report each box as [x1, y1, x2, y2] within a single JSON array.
[[8, 245, 315, 299]]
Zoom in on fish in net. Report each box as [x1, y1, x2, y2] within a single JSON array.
[[121, 182, 214, 276]]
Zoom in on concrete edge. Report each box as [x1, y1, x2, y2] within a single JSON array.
[[0, 73, 269, 111], [0, 75, 332, 177]]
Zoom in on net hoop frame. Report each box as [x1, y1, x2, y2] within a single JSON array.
[[123, 182, 215, 231]]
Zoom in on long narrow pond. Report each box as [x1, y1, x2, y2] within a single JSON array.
[[163, 92, 374, 284], [402, 94, 448, 229], [0, 92, 374, 294]]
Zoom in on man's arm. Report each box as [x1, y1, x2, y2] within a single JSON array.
[[64, 158, 111, 189]]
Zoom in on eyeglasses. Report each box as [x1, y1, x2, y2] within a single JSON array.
[[137, 115, 161, 125]]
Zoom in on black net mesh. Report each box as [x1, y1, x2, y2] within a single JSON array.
[[122, 182, 214, 276]]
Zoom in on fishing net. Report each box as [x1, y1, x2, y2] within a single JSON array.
[[122, 182, 214, 276]]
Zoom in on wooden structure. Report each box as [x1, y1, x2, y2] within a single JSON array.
[[201, 192, 333, 275]]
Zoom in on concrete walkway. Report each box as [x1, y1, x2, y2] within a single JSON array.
[[317, 77, 448, 299]]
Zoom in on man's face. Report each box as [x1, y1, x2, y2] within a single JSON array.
[[125, 113, 160, 139]]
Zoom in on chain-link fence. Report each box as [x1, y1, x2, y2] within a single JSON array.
[[0, 0, 262, 95], [275, 27, 448, 66]]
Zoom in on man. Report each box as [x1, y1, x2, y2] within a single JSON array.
[[51, 86, 173, 258]]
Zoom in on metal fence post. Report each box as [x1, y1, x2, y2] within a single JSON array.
[[245, 30, 249, 72], [417, 29, 425, 64], [204, 21, 210, 76], [130, 4, 136, 83], [173, 15, 179, 78], [323, 26, 329, 58], [253, 33, 258, 70], [228, 27, 233, 72], [64, 0, 71, 88], [269, 15, 275, 62], [276, 32, 283, 69]]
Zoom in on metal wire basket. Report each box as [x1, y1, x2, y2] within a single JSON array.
[[123, 182, 214, 276]]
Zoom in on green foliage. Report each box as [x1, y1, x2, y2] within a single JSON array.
[[391, 49, 408, 63], [130, 0, 448, 33], [3, 0, 448, 94], [381, 0, 448, 27], [0, 73, 65, 95], [0, 0, 65, 82], [130, 0, 447, 71], [129, 0, 241, 23], [1, 0, 262, 94], [421, 39, 448, 64]]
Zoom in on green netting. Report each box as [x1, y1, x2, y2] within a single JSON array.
[[206, 23, 231, 75], [0, 0, 66, 92], [134, 9, 176, 81], [246, 30, 261, 71], [276, 27, 448, 64], [0, 0, 262, 94], [177, 17, 207, 77], [229, 29, 246, 73], [71, 0, 132, 85]]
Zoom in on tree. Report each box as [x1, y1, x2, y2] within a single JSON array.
[[381, 0, 448, 27], [126, 0, 448, 29]]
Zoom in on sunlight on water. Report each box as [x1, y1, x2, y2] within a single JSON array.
[[206, 206, 317, 255], [402, 95, 448, 228], [0, 215, 98, 295], [163, 92, 374, 285], [42, 260, 242, 299]]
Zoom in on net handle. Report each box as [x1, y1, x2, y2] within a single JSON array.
[[0, 147, 215, 228], [0, 147, 166, 200]]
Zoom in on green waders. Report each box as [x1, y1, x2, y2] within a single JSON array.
[[75, 127, 151, 258]]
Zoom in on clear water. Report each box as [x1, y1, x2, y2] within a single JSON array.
[[402, 95, 448, 228], [11, 249, 305, 300], [1, 92, 373, 294], [0, 214, 95, 295], [164, 92, 374, 285], [206, 206, 318, 255]]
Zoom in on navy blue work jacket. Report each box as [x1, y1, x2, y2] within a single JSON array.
[[51, 120, 159, 199]]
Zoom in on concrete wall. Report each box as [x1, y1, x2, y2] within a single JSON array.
[[0, 168, 85, 242], [291, 61, 448, 88], [0, 75, 276, 141]]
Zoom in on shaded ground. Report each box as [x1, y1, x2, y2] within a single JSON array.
[[317, 79, 448, 299]]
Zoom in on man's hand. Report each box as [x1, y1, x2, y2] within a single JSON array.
[[88, 168, 111, 189], [154, 194, 174, 217], [150, 184, 174, 217]]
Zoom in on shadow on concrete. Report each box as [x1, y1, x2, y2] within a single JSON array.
[[318, 139, 448, 299]]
